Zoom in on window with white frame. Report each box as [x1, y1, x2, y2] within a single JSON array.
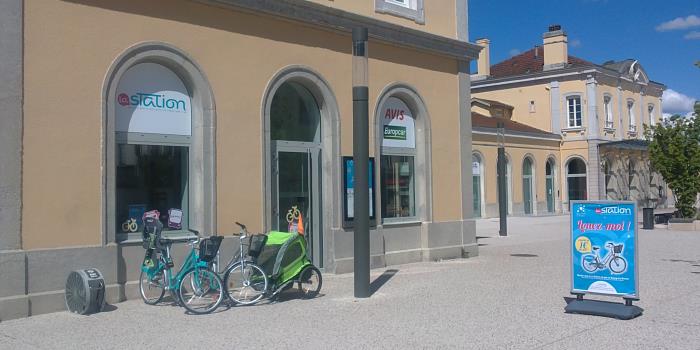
[[115, 63, 192, 239], [627, 100, 636, 132], [567, 96, 582, 128], [648, 104, 656, 126], [375, 0, 424, 23], [380, 97, 417, 221], [604, 95, 614, 129]]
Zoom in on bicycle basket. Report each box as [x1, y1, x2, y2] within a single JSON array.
[[613, 244, 623, 254], [199, 236, 223, 262], [248, 234, 268, 259], [142, 217, 163, 250]]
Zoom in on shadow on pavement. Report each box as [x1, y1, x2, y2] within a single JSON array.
[[102, 304, 118, 312], [510, 254, 539, 258], [370, 269, 399, 296]]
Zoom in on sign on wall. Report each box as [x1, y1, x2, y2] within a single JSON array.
[[570, 201, 638, 298], [115, 63, 192, 136], [381, 97, 415, 149]]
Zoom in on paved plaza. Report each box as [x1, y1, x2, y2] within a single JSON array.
[[1, 215, 699, 349]]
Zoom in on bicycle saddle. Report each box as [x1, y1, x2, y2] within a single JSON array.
[[158, 238, 175, 246], [592, 247, 600, 250]]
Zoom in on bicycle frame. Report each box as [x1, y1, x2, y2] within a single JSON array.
[[142, 241, 210, 292]]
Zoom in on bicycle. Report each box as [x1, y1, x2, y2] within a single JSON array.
[[219, 222, 269, 305], [581, 242, 627, 274], [139, 219, 225, 314]]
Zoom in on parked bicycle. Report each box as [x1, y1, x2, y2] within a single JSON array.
[[139, 217, 225, 314], [581, 242, 627, 274], [218, 222, 269, 305]]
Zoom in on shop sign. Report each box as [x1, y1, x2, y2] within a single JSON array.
[[115, 63, 192, 136], [381, 97, 415, 148], [570, 201, 638, 298]]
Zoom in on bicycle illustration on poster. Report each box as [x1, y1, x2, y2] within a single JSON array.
[[570, 201, 638, 299]]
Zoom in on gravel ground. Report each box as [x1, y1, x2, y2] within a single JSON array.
[[1, 215, 699, 349]]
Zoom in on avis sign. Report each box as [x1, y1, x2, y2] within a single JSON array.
[[381, 97, 415, 148], [570, 201, 638, 298]]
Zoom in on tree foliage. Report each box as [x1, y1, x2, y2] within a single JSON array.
[[644, 104, 700, 218]]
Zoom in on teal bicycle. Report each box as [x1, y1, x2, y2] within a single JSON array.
[[139, 217, 225, 314]]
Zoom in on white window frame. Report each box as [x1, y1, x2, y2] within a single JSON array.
[[566, 95, 583, 128], [375, 0, 425, 24], [648, 104, 656, 126], [603, 95, 614, 129], [627, 100, 636, 132]]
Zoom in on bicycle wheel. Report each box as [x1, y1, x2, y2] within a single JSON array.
[[178, 268, 224, 314], [609, 256, 627, 274], [581, 255, 598, 273], [139, 268, 166, 305], [297, 265, 322, 299], [224, 262, 268, 305]]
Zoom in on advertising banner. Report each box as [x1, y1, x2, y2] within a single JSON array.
[[342, 157, 375, 228], [570, 201, 638, 298], [381, 97, 415, 149], [115, 62, 192, 136]]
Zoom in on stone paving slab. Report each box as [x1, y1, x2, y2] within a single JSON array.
[[1, 215, 699, 349]]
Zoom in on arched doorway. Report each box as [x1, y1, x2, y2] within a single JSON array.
[[545, 158, 556, 213], [567, 158, 587, 202], [522, 157, 535, 215], [496, 155, 513, 215], [263, 67, 340, 268], [472, 153, 484, 218]]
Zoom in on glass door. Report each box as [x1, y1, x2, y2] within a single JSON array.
[[272, 142, 322, 267], [546, 161, 554, 213]]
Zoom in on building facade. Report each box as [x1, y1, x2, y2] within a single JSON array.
[[470, 25, 669, 218], [0, 0, 480, 320]]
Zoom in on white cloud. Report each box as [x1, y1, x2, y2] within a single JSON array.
[[508, 48, 521, 57], [662, 89, 697, 115], [684, 31, 700, 40], [655, 15, 700, 31], [570, 39, 582, 48]]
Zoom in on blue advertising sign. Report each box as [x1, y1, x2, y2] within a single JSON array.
[[342, 157, 376, 228], [570, 201, 638, 298]]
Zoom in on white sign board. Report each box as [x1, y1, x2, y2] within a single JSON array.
[[472, 161, 480, 175], [381, 97, 415, 148], [115, 63, 191, 136]]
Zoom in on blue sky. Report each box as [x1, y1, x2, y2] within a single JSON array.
[[469, 0, 699, 116]]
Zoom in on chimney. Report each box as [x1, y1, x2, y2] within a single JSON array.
[[542, 24, 567, 71], [476, 38, 490, 77]]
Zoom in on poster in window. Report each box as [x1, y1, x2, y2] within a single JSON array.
[[381, 97, 415, 149]]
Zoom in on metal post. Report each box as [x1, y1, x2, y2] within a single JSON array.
[[352, 27, 370, 298], [497, 122, 508, 236]]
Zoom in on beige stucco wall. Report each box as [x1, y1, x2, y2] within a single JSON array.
[[305, 0, 457, 39], [472, 134, 560, 216], [472, 84, 552, 132], [22, 0, 462, 249]]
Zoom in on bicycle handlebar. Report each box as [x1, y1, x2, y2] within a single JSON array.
[[188, 228, 200, 236]]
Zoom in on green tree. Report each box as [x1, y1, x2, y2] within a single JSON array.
[[644, 104, 700, 218]]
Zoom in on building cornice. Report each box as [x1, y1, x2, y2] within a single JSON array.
[[194, 0, 482, 61], [472, 65, 666, 92], [472, 127, 562, 141]]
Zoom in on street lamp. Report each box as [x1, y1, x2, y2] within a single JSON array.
[[352, 27, 370, 298]]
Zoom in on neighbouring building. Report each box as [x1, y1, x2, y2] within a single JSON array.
[[470, 25, 670, 218], [0, 0, 481, 320]]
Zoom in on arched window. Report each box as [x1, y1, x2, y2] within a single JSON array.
[[380, 97, 417, 220], [114, 63, 192, 238], [545, 158, 556, 213], [271, 82, 321, 143], [522, 157, 534, 215], [567, 158, 587, 201], [472, 153, 483, 218]]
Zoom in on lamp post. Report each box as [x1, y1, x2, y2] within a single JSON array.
[[497, 122, 508, 236], [352, 27, 370, 298]]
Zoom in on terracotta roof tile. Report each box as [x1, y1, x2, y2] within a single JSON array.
[[490, 47, 593, 78]]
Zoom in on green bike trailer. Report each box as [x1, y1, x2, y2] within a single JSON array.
[[256, 231, 311, 286]]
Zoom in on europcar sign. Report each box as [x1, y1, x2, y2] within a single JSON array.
[[570, 201, 638, 298]]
